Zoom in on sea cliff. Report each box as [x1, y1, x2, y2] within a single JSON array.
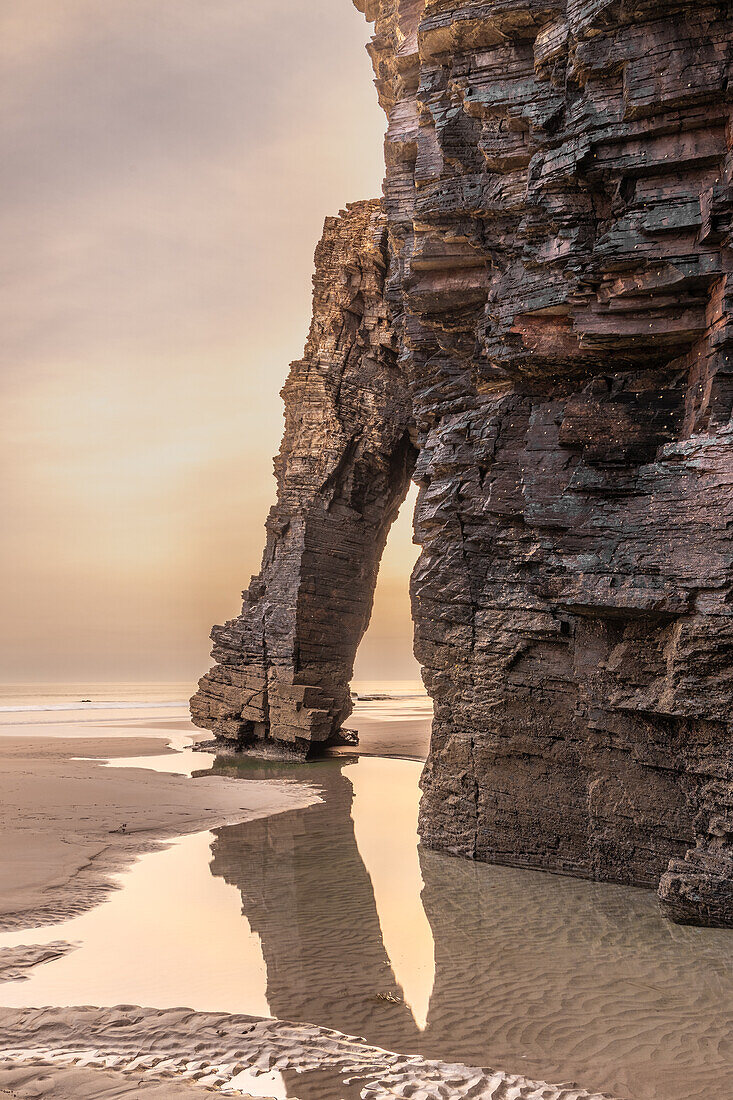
[[192, 0, 733, 927]]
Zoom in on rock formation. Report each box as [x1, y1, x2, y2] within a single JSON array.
[[193, 0, 733, 925], [191, 201, 416, 756]]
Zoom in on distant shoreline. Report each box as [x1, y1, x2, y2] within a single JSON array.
[[0, 700, 188, 713]]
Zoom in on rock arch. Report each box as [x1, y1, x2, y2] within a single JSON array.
[[191, 201, 416, 757], [193, 0, 733, 926]]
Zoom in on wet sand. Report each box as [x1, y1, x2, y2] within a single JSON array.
[[0, 943, 76, 984], [340, 690, 432, 761], [0, 721, 319, 934], [0, 1004, 621, 1100], [0, 706, 322, 1097], [0, 1059, 232, 1099], [0, 687, 690, 1100], [340, 714, 430, 760]]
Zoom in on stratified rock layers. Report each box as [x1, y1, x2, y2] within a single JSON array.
[[356, 0, 733, 926], [193, 1, 733, 924], [191, 201, 415, 756]]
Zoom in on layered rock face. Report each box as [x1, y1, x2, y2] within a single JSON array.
[[191, 201, 415, 756], [355, 0, 733, 926], [193, 1, 733, 924]]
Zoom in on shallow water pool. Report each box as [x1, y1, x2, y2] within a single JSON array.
[[1, 749, 732, 1100]]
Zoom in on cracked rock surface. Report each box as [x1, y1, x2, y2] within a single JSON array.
[[193, 0, 733, 926]]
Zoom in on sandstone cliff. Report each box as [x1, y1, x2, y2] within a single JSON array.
[[193, 0, 733, 926]]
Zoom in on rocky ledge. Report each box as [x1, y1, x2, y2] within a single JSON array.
[[192, 0, 733, 926]]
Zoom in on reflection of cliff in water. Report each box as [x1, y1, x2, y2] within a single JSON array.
[[208, 756, 733, 1100], [418, 848, 733, 1100], [209, 756, 422, 1053]]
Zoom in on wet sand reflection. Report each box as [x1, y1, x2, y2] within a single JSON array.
[[208, 754, 733, 1100], [208, 756, 421, 1099], [209, 757, 422, 1047]]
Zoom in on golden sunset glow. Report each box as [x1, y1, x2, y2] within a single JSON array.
[[0, 0, 419, 682]]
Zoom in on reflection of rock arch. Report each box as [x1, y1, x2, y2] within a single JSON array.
[[208, 757, 421, 1060]]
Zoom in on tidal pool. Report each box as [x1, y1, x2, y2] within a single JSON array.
[[1, 748, 732, 1100]]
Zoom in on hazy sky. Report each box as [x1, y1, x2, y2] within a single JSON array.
[[1, 0, 420, 684]]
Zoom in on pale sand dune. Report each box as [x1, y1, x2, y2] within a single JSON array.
[[0, 729, 318, 933], [0, 1005, 623, 1100]]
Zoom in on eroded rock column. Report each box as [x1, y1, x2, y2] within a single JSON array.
[[191, 201, 415, 757]]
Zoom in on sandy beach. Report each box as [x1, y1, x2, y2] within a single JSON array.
[[0, 686, 430, 952], [0, 696, 625, 1100], [0, 1059, 225, 1099], [0, 713, 319, 938], [0, 1004, 621, 1100], [3, 696, 732, 1099]]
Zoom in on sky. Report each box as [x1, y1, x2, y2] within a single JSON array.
[[1, 0, 420, 685]]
